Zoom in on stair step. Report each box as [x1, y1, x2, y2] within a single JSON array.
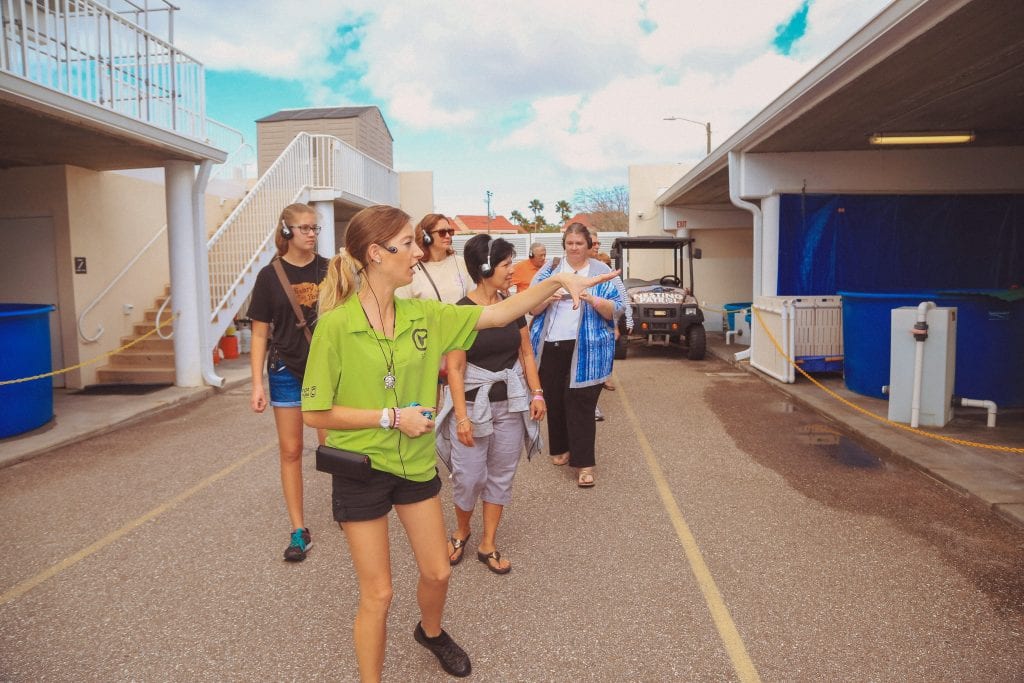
[[133, 321, 174, 336], [143, 308, 175, 323], [107, 350, 176, 368], [120, 336, 174, 352], [96, 367, 176, 384]]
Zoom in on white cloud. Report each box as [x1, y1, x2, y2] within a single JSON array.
[[171, 0, 893, 213]]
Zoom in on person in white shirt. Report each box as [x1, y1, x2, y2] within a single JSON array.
[[397, 214, 472, 303]]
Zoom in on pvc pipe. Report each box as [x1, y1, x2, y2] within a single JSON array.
[[959, 397, 998, 428], [734, 348, 751, 361], [910, 301, 935, 428]]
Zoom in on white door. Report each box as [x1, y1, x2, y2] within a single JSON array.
[[0, 217, 65, 387]]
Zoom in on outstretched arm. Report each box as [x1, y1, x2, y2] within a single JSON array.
[[476, 269, 620, 330]]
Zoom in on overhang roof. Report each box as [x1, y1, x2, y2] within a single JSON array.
[[0, 73, 227, 171], [256, 106, 395, 141], [658, 0, 1024, 207]]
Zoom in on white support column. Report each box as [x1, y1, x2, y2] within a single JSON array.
[[760, 194, 780, 296], [192, 160, 223, 387], [313, 200, 336, 257], [165, 160, 202, 387]]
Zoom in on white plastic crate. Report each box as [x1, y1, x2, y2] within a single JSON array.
[[750, 295, 844, 383]]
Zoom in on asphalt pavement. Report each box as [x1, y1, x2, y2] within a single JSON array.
[[0, 336, 1022, 681]]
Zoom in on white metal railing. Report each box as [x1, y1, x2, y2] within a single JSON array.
[[206, 132, 399, 346], [0, 0, 207, 139]]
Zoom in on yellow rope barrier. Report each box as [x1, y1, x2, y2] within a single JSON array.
[[0, 314, 178, 386], [750, 306, 1024, 454]]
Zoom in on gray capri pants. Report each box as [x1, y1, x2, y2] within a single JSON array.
[[447, 400, 524, 510]]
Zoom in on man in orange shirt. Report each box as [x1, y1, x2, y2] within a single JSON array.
[[510, 243, 546, 293]]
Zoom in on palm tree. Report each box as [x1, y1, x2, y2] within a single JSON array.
[[555, 199, 572, 222], [528, 199, 544, 220], [510, 209, 528, 227]]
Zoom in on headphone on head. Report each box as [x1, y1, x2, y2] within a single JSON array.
[[480, 237, 497, 277], [280, 220, 292, 240], [421, 228, 433, 247]]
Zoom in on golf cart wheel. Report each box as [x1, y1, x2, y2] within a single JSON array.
[[686, 325, 706, 360]]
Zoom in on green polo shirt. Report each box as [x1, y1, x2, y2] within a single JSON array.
[[302, 294, 482, 481]]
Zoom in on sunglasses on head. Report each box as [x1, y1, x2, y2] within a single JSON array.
[[430, 228, 455, 238]]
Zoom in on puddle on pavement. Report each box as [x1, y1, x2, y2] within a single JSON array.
[[797, 424, 882, 468]]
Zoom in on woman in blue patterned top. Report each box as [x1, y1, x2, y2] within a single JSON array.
[[529, 223, 623, 487]]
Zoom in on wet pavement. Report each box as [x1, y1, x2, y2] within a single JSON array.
[[0, 338, 1022, 681]]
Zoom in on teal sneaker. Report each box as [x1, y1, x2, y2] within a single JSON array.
[[284, 527, 312, 562]]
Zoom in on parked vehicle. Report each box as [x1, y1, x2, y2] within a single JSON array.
[[609, 236, 706, 360]]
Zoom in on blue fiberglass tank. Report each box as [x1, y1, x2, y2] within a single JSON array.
[[839, 291, 1024, 408], [0, 304, 57, 438]]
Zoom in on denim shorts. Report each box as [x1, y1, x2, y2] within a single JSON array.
[[332, 468, 442, 523], [268, 359, 302, 408]]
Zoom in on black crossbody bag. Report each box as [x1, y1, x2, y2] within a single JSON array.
[[315, 445, 372, 480]]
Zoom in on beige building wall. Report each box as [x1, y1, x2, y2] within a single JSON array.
[[690, 227, 754, 332], [1, 165, 243, 388], [625, 163, 691, 282], [65, 168, 171, 386], [0, 166, 74, 386], [398, 171, 435, 224]]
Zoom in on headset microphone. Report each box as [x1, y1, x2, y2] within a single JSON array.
[[480, 237, 497, 277], [280, 220, 292, 239], [383, 245, 398, 254]]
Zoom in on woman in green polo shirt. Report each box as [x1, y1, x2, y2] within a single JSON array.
[[302, 204, 617, 682]]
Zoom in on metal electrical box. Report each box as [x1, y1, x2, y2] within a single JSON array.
[[887, 306, 957, 427]]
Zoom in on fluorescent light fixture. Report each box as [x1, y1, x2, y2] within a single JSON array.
[[869, 131, 975, 145]]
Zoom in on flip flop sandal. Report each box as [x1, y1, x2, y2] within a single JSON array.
[[550, 453, 570, 466], [448, 532, 470, 566], [477, 549, 511, 575], [577, 468, 595, 488]]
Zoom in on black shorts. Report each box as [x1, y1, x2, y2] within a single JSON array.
[[332, 468, 442, 523]]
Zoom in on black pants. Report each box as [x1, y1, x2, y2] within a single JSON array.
[[539, 340, 603, 468]]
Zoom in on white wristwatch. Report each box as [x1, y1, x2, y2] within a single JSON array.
[[379, 408, 392, 430]]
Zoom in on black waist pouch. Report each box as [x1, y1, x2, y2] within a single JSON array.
[[315, 445, 372, 481]]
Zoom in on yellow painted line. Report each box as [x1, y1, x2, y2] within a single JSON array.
[[0, 442, 275, 607], [615, 371, 762, 683]]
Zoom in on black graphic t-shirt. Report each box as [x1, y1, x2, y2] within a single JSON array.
[[457, 296, 526, 402], [247, 255, 329, 378]]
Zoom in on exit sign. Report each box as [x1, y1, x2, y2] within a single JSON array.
[[676, 220, 687, 228]]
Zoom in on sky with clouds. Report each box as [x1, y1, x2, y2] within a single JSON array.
[[173, 0, 892, 220]]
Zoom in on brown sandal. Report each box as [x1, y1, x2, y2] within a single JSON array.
[[550, 452, 570, 466], [477, 549, 511, 575], [577, 468, 595, 488], [448, 532, 470, 566]]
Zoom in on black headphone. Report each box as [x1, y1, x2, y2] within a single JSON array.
[[280, 220, 292, 240], [480, 237, 497, 277], [422, 229, 433, 247]]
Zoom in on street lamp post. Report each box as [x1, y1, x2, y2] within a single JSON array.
[[663, 116, 712, 156], [485, 190, 493, 233]]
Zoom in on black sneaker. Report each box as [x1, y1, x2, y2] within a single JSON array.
[[414, 622, 471, 677], [283, 527, 312, 562]]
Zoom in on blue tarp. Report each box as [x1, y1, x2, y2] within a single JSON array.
[[777, 194, 1024, 295]]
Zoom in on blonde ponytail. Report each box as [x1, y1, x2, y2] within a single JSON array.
[[318, 249, 364, 314]]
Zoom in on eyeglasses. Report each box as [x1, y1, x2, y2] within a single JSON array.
[[430, 228, 456, 238], [288, 224, 321, 235]]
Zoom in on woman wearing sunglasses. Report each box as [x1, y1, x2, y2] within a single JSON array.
[[396, 213, 472, 303], [247, 202, 328, 562]]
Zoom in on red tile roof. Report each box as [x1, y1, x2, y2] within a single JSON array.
[[452, 215, 522, 233]]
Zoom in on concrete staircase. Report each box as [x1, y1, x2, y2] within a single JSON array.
[[95, 285, 176, 384]]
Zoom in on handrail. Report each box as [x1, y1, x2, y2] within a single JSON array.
[[155, 293, 173, 340], [77, 223, 167, 342], [0, 0, 208, 139]]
